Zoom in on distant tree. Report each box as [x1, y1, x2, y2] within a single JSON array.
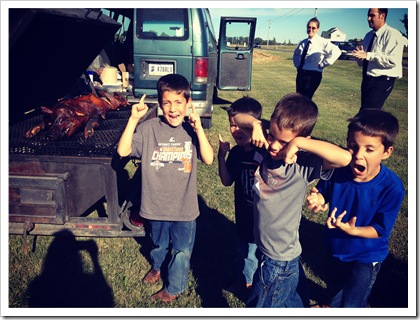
[[272, 37, 277, 45], [287, 39, 292, 45], [400, 13, 408, 38]]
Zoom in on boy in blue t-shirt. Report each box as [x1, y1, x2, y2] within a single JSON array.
[[218, 96, 262, 292], [307, 109, 405, 308]]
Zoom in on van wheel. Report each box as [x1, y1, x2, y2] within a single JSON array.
[[201, 117, 212, 129]]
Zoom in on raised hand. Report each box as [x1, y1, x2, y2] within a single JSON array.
[[306, 187, 329, 213], [277, 140, 299, 164], [131, 94, 149, 120], [250, 122, 269, 149], [326, 207, 357, 234], [188, 104, 202, 131], [218, 133, 231, 159]]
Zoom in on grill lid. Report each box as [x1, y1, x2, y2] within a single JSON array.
[[9, 9, 121, 123]]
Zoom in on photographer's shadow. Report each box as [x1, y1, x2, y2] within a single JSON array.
[[27, 229, 114, 307], [190, 196, 238, 307]]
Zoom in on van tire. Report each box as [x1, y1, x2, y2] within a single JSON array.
[[201, 117, 212, 129]]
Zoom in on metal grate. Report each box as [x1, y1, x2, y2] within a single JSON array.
[[9, 107, 132, 157]]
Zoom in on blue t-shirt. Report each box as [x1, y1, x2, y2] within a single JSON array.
[[316, 164, 405, 263]]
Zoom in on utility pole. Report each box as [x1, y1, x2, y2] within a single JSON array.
[[266, 19, 271, 48], [314, 8, 317, 17]]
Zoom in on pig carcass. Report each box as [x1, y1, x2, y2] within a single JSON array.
[[25, 91, 129, 141]]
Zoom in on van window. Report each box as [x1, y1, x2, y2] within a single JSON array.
[[225, 21, 254, 50], [203, 9, 217, 51], [136, 9, 189, 40], [101, 9, 132, 43]]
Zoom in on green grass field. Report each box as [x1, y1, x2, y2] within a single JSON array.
[[8, 48, 409, 313]]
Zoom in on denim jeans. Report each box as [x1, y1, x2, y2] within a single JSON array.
[[325, 256, 382, 308], [236, 239, 258, 285], [149, 220, 196, 296], [246, 254, 305, 308]]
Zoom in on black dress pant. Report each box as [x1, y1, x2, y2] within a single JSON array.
[[296, 70, 322, 100], [360, 75, 396, 110]]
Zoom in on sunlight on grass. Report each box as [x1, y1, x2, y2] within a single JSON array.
[[8, 48, 409, 309]]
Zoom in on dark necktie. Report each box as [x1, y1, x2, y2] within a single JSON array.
[[363, 33, 376, 76], [298, 40, 311, 72]]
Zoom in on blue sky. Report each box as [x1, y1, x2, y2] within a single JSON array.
[[208, 6, 409, 44]]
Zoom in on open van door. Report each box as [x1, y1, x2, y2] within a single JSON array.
[[217, 17, 257, 91]]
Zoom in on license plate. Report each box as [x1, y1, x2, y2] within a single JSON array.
[[149, 64, 174, 76]]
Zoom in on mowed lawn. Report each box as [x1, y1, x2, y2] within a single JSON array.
[[7, 47, 410, 315]]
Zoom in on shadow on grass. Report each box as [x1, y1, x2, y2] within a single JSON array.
[[26, 229, 114, 307], [190, 196, 238, 307], [299, 215, 328, 303], [369, 254, 408, 308], [299, 215, 408, 308]]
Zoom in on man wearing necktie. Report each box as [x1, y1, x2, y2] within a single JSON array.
[[293, 17, 341, 100], [353, 8, 406, 111]]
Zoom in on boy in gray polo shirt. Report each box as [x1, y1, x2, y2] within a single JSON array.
[[233, 93, 351, 307]]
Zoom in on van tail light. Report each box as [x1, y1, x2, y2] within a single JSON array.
[[194, 57, 208, 84]]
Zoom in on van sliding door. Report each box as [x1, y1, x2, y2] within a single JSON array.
[[217, 17, 257, 90]]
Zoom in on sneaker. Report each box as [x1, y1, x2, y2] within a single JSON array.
[[129, 211, 144, 227]]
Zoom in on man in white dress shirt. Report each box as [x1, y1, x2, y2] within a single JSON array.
[[293, 17, 341, 100], [353, 8, 406, 110]]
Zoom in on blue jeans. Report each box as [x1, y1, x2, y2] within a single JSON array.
[[246, 254, 305, 308], [149, 220, 196, 296], [325, 256, 382, 308], [236, 239, 258, 285]]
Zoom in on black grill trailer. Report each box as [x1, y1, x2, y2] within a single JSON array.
[[9, 8, 153, 249]]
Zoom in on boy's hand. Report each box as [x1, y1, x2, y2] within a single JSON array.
[[218, 133, 231, 159], [306, 187, 329, 213], [251, 122, 269, 149], [188, 105, 203, 131], [326, 207, 357, 233], [131, 94, 149, 120], [277, 140, 299, 164]]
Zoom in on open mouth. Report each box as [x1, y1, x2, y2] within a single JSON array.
[[269, 148, 279, 158], [353, 163, 366, 174], [168, 114, 181, 122], [233, 134, 244, 141]]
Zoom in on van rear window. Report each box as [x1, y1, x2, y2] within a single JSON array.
[[136, 9, 188, 40]]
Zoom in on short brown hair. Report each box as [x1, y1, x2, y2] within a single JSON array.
[[271, 93, 318, 137], [347, 109, 398, 150], [157, 74, 191, 105], [227, 96, 262, 120]]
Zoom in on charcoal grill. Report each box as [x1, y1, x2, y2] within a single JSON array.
[[8, 8, 155, 242], [9, 105, 156, 239]]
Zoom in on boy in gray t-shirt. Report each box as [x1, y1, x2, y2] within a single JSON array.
[[117, 74, 213, 303], [233, 93, 351, 307]]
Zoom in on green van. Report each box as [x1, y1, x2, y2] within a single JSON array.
[[133, 9, 257, 128]]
